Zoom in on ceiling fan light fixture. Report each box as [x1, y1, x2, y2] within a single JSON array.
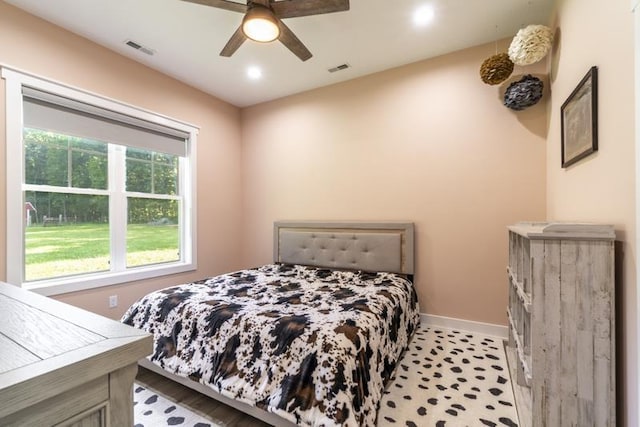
[[242, 6, 280, 43]]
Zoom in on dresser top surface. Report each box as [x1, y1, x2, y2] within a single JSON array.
[[508, 222, 616, 240], [0, 281, 151, 383]]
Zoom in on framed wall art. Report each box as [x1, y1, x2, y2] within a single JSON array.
[[561, 66, 598, 168]]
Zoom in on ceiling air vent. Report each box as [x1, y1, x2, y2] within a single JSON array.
[[328, 63, 350, 73], [125, 39, 156, 56]]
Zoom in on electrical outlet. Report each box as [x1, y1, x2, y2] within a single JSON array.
[[109, 295, 118, 308]]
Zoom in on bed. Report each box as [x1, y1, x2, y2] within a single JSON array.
[[122, 221, 420, 427]]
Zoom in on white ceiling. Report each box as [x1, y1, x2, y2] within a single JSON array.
[[5, 0, 554, 107]]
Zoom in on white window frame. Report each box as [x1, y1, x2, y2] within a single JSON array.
[[2, 66, 198, 296]]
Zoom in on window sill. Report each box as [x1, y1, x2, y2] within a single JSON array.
[[22, 262, 197, 296]]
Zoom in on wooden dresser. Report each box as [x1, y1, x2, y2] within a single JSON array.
[[506, 222, 615, 427], [0, 282, 152, 426]]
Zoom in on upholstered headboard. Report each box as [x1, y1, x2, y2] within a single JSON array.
[[273, 221, 414, 275]]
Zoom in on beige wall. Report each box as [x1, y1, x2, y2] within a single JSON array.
[[241, 40, 548, 326], [546, 0, 637, 425], [0, 2, 244, 319]]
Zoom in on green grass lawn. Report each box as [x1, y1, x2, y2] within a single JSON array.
[[25, 223, 179, 281]]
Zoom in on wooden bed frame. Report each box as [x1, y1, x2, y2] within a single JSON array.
[[138, 221, 415, 427]]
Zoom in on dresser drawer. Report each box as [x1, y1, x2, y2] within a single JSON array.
[[0, 376, 109, 427]]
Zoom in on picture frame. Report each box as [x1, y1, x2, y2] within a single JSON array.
[[561, 66, 598, 168]]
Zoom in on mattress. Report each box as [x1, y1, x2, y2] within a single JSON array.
[[122, 263, 420, 426]]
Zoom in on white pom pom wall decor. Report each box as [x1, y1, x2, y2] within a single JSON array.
[[508, 24, 554, 66]]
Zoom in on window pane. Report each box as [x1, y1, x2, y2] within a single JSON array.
[[126, 147, 179, 195], [154, 152, 174, 165], [154, 163, 178, 195], [24, 128, 108, 190], [70, 138, 108, 154], [126, 158, 152, 193], [71, 150, 108, 189], [127, 197, 179, 268], [127, 147, 152, 161], [24, 128, 68, 186], [24, 191, 110, 281]]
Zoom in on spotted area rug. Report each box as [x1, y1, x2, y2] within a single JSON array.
[[133, 325, 519, 427], [133, 383, 218, 427], [378, 326, 519, 427]]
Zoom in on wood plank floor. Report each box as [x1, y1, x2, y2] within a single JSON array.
[[136, 366, 271, 427]]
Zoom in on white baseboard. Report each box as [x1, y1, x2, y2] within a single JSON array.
[[420, 313, 508, 339]]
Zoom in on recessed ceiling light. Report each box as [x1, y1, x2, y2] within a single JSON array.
[[413, 5, 435, 27], [247, 66, 262, 80]]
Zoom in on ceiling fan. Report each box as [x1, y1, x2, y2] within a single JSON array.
[[180, 0, 350, 61]]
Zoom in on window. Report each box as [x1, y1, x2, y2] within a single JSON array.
[[2, 68, 198, 295]]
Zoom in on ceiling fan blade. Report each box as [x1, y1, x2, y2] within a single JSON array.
[[251, 0, 271, 6], [180, 0, 247, 14], [277, 19, 312, 61], [271, 0, 349, 19], [220, 26, 247, 57]]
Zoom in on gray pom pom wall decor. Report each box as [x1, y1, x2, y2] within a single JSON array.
[[503, 75, 544, 111]]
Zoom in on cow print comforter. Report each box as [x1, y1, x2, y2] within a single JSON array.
[[122, 263, 420, 426]]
